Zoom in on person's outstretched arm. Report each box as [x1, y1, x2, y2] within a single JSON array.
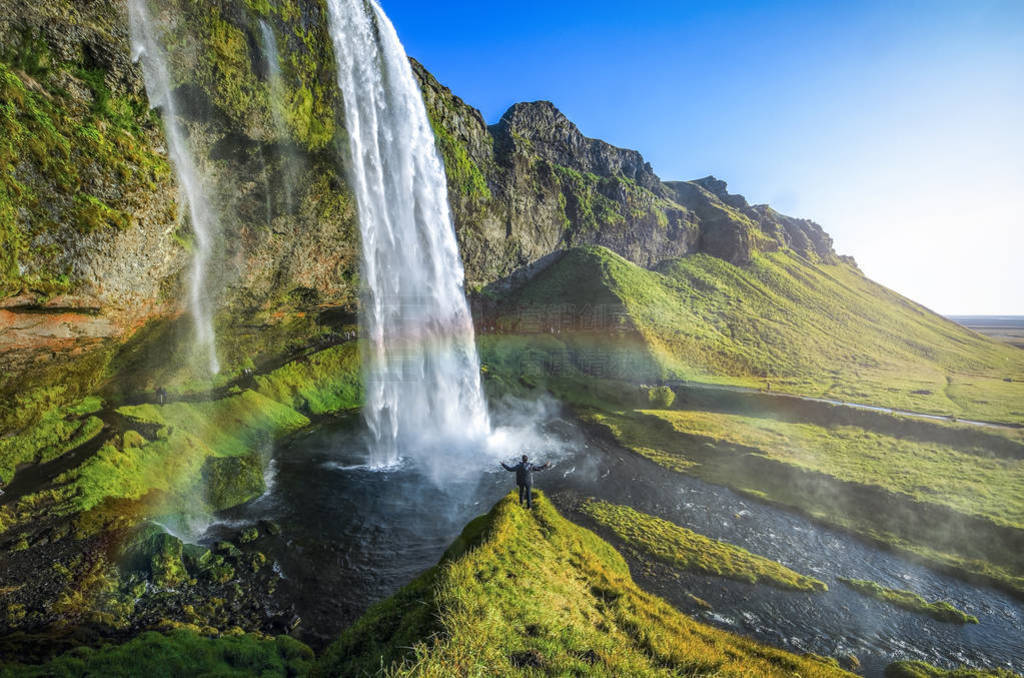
[[500, 462, 514, 472]]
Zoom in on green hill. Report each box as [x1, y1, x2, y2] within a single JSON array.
[[316, 492, 853, 677], [493, 245, 1024, 424]]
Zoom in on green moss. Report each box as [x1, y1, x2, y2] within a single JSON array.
[[0, 50, 167, 298], [254, 341, 363, 415], [0, 398, 105, 483], [581, 499, 826, 592], [0, 629, 314, 677], [316, 492, 850, 677], [589, 407, 1024, 597], [429, 114, 491, 200], [647, 385, 675, 408], [202, 452, 266, 511], [840, 578, 978, 624], [72, 194, 129, 232], [55, 391, 306, 515], [643, 409, 1024, 531], [121, 527, 189, 588], [505, 246, 1024, 424]]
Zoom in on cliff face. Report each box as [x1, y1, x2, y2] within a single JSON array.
[[414, 62, 842, 286], [0, 0, 844, 428]]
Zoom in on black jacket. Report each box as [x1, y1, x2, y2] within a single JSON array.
[[501, 461, 549, 487]]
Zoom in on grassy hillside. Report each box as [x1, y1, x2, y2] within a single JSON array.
[[498, 246, 1024, 424], [316, 492, 854, 677]]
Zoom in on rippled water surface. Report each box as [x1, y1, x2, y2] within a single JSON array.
[[207, 410, 1024, 676]]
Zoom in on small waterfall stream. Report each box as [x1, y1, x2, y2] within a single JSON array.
[[324, 0, 490, 468], [129, 0, 220, 376], [258, 19, 297, 214]]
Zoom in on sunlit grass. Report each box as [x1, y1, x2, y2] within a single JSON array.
[[580, 499, 826, 591], [316, 492, 853, 677], [838, 578, 977, 624], [502, 246, 1024, 424], [587, 407, 1024, 597], [643, 409, 1024, 529]]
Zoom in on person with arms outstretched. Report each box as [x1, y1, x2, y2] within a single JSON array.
[[501, 455, 550, 509]]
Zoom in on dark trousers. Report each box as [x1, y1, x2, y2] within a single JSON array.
[[518, 484, 533, 508]]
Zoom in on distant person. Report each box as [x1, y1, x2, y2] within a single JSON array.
[[156, 386, 167, 406], [500, 455, 550, 509]]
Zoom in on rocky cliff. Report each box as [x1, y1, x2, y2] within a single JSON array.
[[0, 0, 845, 432]]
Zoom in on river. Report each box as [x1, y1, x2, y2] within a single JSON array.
[[205, 402, 1024, 676]]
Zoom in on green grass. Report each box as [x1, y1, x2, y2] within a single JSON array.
[[58, 390, 307, 515], [0, 339, 363, 541], [253, 342, 362, 415], [885, 661, 1021, 678], [642, 409, 1024, 530], [585, 408, 1024, 597], [580, 499, 827, 591], [0, 397, 104, 483], [315, 491, 853, 677], [0, 629, 314, 677], [838, 578, 978, 624], [502, 246, 1024, 424]]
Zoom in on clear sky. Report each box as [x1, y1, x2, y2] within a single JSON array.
[[379, 0, 1023, 315]]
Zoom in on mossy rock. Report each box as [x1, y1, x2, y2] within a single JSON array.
[[201, 452, 265, 511], [181, 543, 212, 571], [214, 541, 242, 559], [119, 526, 188, 588]]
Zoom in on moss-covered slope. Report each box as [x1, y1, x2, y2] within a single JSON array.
[[315, 492, 854, 677], [494, 245, 1024, 424]]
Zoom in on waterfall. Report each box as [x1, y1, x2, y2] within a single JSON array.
[[258, 20, 297, 214], [325, 0, 491, 467], [129, 0, 220, 376]]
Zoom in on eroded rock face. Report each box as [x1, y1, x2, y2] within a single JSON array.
[[1, 0, 847, 427], [667, 177, 839, 265], [493, 101, 667, 197], [414, 62, 700, 291], [415, 64, 842, 288]]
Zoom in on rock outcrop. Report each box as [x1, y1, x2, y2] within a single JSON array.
[[1, 0, 847, 431]]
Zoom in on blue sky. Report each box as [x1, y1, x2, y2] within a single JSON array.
[[381, 0, 1023, 314]]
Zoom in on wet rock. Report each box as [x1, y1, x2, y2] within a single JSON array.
[[120, 526, 188, 588], [246, 552, 267, 573], [214, 541, 242, 559], [182, 543, 212, 571], [258, 519, 282, 536]]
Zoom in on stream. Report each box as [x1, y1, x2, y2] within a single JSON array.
[[205, 403, 1024, 676]]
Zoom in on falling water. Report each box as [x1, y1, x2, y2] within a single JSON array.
[[325, 0, 490, 468], [258, 20, 297, 214], [129, 0, 220, 375]]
